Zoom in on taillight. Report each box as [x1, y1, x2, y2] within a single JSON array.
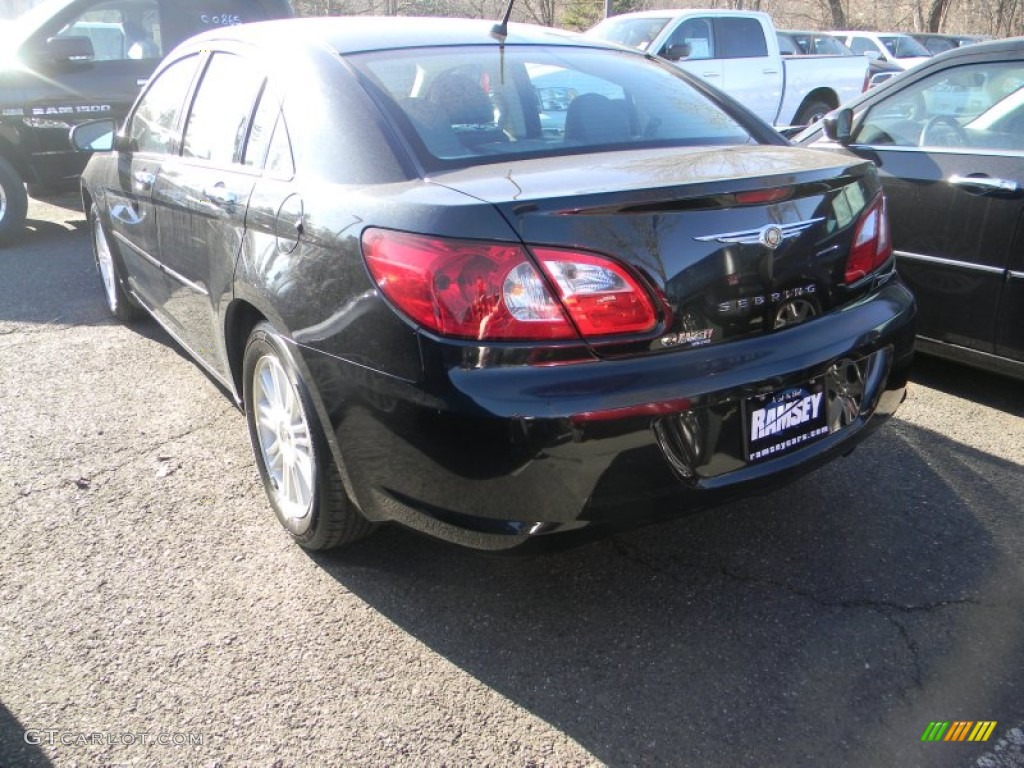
[[531, 247, 658, 336], [361, 229, 658, 341], [845, 193, 892, 284]]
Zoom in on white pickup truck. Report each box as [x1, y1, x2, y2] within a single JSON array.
[[586, 10, 868, 128]]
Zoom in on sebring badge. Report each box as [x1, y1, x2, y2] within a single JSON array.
[[695, 217, 824, 249]]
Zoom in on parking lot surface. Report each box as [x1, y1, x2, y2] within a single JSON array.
[[1, 197, 1023, 767]]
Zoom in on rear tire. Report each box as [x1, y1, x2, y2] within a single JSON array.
[[243, 321, 373, 550], [795, 99, 832, 127], [0, 155, 28, 246], [90, 204, 140, 323]]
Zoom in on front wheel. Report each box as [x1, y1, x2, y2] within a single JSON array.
[[243, 321, 373, 549], [90, 204, 140, 323], [0, 155, 28, 246]]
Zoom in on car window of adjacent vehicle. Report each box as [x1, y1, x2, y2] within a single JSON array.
[[158, 0, 285, 52], [55, 0, 162, 61], [586, 16, 671, 51], [879, 35, 930, 59], [853, 61, 1024, 152], [129, 54, 199, 154], [816, 35, 852, 55], [351, 45, 753, 170], [183, 52, 265, 165], [848, 37, 878, 56], [664, 18, 713, 59], [714, 17, 767, 58]]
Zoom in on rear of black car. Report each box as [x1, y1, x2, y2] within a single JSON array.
[[293, 36, 916, 547]]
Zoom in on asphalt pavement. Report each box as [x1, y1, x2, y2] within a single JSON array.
[[1, 196, 1022, 767]]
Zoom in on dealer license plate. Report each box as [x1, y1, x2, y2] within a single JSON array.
[[744, 380, 830, 463]]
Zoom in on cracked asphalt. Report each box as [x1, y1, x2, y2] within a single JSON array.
[[1, 196, 1023, 768]]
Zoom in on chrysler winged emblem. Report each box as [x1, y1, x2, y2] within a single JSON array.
[[695, 218, 824, 250]]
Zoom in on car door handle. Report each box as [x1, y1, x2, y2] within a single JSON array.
[[132, 170, 155, 190], [762, 69, 779, 75], [204, 185, 238, 207], [949, 174, 1020, 195], [702, 72, 720, 78]]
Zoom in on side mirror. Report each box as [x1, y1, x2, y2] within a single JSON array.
[[70, 119, 117, 152], [661, 42, 691, 62], [868, 71, 897, 88], [822, 108, 854, 145], [45, 35, 95, 63], [863, 50, 881, 61]]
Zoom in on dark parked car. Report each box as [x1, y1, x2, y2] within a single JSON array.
[[0, 0, 293, 243], [76, 18, 915, 550], [796, 38, 1024, 381]]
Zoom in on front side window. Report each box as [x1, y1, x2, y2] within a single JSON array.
[[352, 45, 753, 170], [854, 61, 1024, 152], [57, 0, 162, 61], [182, 53, 265, 165], [664, 18, 713, 60], [129, 54, 198, 154]]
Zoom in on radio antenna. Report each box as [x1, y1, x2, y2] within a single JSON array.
[[490, 0, 515, 40]]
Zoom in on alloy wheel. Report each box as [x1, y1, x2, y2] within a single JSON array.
[[252, 354, 315, 522], [93, 215, 118, 313]]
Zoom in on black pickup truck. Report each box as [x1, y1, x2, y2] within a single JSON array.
[[0, 0, 293, 242]]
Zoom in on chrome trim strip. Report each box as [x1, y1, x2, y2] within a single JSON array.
[[112, 230, 210, 296], [1009, 270, 1024, 280], [896, 250, 1006, 275], [851, 144, 1024, 159], [695, 217, 824, 245], [916, 336, 1024, 381]]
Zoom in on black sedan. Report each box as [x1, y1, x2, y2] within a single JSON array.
[[75, 18, 915, 550], [796, 38, 1024, 382]]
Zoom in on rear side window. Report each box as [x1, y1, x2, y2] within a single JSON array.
[[847, 37, 878, 56], [183, 53, 264, 165], [129, 54, 199, 154], [351, 44, 754, 171], [714, 18, 768, 58]]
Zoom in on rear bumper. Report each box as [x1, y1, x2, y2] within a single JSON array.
[[297, 280, 915, 549]]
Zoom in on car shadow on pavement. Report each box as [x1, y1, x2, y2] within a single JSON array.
[[0, 701, 54, 768], [910, 355, 1024, 418], [312, 413, 1024, 768]]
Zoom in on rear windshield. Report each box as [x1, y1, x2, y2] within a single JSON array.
[[878, 35, 930, 58], [349, 45, 754, 170]]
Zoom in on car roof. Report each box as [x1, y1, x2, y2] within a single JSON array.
[[915, 34, 1024, 59], [183, 16, 601, 55], [597, 8, 770, 19]]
